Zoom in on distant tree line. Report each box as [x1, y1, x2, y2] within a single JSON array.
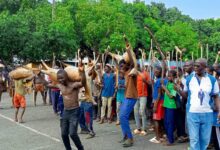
[[0, 0, 220, 64]]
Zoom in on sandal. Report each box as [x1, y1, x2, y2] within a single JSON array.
[[149, 137, 161, 144]]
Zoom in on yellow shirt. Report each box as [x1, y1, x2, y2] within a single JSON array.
[[14, 80, 26, 96]]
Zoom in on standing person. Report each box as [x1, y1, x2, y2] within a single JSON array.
[[93, 63, 102, 122], [133, 64, 151, 135], [48, 69, 85, 150], [175, 68, 188, 143], [79, 62, 97, 138], [8, 77, 15, 108], [161, 70, 177, 146], [116, 69, 125, 125], [0, 72, 5, 108], [79, 87, 95, 139], [14, 76, 33, 123], [44, 74, 51, 105], [150, 66, 167, 144], [33, 72, 47, 106], [176, 58, 220, 150], [99, 64, 115, 124], [119, 46, 138, 147]]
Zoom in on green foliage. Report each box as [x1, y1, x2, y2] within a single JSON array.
[[156, 21, 198, 58], [0, 0, 219, 64]]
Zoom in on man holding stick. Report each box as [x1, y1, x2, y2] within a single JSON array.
[[119, 37, 138, 147]]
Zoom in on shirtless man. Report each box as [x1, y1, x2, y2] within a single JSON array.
[[48, 69, 85, 150], [33, 72, 47, 106]]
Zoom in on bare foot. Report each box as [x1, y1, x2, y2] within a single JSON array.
[[14, 118, 18, 122]]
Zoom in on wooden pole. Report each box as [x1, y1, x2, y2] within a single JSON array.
[[201, 45, 203, 58], [144, 26, 166, 79], [206, 44, 209, 61]]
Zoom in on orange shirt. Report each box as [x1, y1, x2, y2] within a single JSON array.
[[137, 71, 150, 97]]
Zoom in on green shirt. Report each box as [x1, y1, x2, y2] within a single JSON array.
[[163, 82, 177, 109]]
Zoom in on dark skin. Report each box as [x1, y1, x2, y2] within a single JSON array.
[[101, 65, 115, 87], [161, 72, 175, 99], [183, 60, 194, 75], [137, 64, 151, 85], [33, 72, 48, 106], [14, 75, 34, 123], [153, 67, 163, 141], [176, 58, 220, 121], [0, 73, 4, 104], [48, 70, 84, 109]]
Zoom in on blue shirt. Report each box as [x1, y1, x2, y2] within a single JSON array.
[[116, 77, 125, 102], [153, 78, 168, 101], [101, 73, 115, 97]]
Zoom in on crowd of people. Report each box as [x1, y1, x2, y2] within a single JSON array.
[[0, 49, 220, 150]]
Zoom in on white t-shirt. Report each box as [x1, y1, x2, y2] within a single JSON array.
[[184, 74, 219, 113]]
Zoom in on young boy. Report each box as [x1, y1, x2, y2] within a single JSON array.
[[150, 66, 167, 144], [161, 70, 177, 146]]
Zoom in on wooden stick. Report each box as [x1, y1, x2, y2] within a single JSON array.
[[144, 26, 166, 78], [144, 26, 165, 61], [215, 51, 220, 64], [201, 45, 203, 58], [138, 48, 144, 71], [206, 44, 209, 61], [52, 53, 56, 68]]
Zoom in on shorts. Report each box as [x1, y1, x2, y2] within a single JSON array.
[[14, 93, 26, 108], [35, 84, 44, 92], [153, 100, 164, 120]]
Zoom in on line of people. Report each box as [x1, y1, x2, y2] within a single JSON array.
[[2, 56, 220, 150]]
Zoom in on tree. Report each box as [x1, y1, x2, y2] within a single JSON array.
[[156, 21, 198, 59]]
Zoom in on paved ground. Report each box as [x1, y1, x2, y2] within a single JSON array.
[[0, 92, 189, 150]]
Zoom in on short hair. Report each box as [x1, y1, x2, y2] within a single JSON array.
[[168, 70, 177, 77], [155, 65, 162, 73], [207, 65, 214, 72], [195, 58, 207, 67], [119, 59, 126, 65]]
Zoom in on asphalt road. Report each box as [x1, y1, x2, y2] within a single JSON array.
[[0, 92, 189, 150]]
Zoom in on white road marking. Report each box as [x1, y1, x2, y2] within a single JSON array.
[[29, 144, 57, 150], [0, 113, 77, 150]]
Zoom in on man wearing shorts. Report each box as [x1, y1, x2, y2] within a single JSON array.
[[14, 79, 28, 123]]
